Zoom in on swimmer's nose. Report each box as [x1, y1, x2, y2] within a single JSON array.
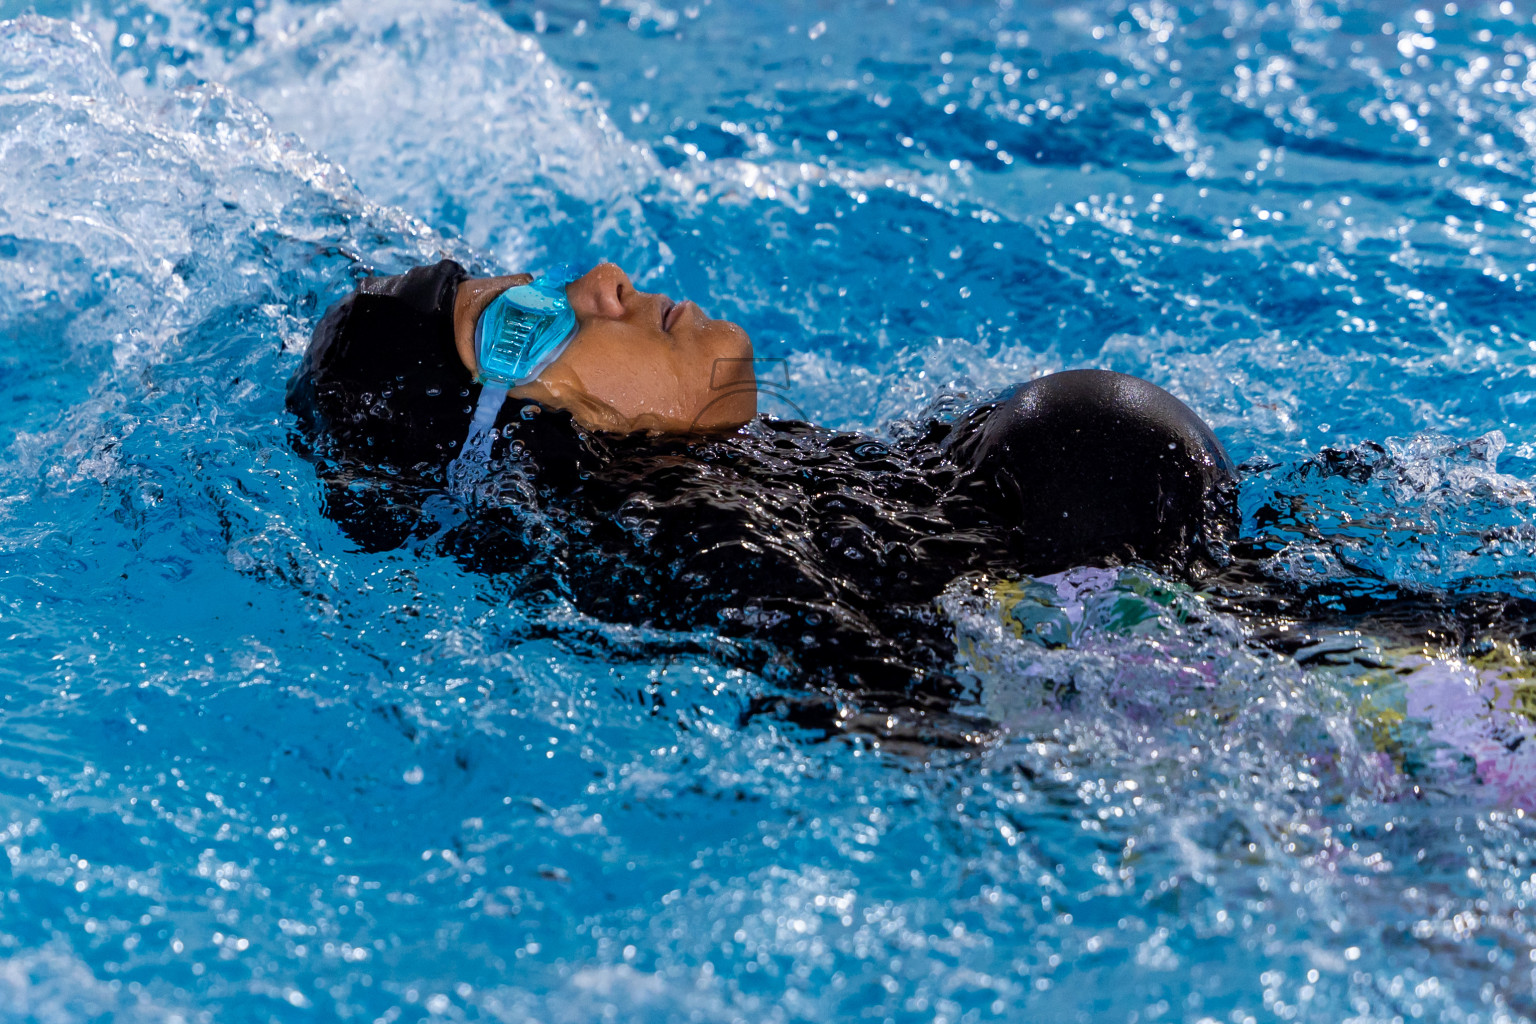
[[567, 262, 630, 322]]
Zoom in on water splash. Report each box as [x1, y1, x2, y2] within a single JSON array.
[[0, 2, 1534, 1022]]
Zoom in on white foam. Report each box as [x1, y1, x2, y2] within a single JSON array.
[[166, 0, 663, 275]]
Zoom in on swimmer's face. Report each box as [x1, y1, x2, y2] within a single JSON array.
[[456, 264, 756, 435]]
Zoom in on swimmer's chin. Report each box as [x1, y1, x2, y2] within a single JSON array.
[[510, 379, 757, 436]]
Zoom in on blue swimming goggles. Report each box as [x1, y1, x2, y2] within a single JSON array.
[[473, 264, 582, 387]]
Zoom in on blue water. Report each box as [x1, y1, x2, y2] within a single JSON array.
[[2, 0, 1536, 1020]]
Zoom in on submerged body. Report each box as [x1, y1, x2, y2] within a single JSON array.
[[286, 261, 1536, 748], [287, 260, 1237, 731]]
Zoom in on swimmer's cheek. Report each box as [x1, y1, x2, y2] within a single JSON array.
[[512, 370, 690, 435], [511, 377, 632, 434], [517, 348, 757, 434]]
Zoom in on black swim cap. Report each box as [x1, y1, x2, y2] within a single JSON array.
[[287, 259, 480, 475], [949, 369, 1236, 565]]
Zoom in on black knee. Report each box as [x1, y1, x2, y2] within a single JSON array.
[[949, 370, 1236, 566]]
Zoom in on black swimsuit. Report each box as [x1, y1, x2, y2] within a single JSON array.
[[286, 261, 1246, 729]]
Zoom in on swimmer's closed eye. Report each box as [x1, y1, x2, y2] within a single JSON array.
[[474, 264, 582, 386]]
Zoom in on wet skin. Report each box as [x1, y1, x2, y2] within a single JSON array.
[[453, 263, 757, 435]]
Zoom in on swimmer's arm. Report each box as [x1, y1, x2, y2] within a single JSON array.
[[452, 274, 533, 376]]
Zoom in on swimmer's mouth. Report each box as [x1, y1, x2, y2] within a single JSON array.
[[662, 298, 687, 333]]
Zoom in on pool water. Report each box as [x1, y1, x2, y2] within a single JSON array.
[[2, 0, 1535, 1020]]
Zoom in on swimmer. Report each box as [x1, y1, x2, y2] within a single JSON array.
[[288, 258, 1237, 732]]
